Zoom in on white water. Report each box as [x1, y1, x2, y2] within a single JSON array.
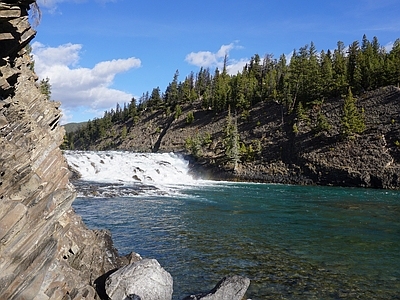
[[63, 150, 198, 197]]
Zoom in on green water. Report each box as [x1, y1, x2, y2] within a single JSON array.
[[73, 182, 400, 299]]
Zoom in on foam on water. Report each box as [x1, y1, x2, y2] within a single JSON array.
[[63, 150, 202, 197]]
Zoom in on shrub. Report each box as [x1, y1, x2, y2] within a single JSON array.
[[202, 132, 212, 146], [186, 111, 194, 124], [293, 123, 299, 134], [241, 110, 250, 121], [315, 112, 331, 133], [174, 105, 182, 120], [121, 125, 127, 139], [296, 102, 308, 121], [185, 135, 202, 158]]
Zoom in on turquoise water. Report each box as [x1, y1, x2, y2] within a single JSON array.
[[73, 182, 400, 299]]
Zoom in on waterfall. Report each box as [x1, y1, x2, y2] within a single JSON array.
[[63, 150, 197, 197]]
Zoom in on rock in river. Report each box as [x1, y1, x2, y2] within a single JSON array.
[[105, 259, 173, 300], [182, 275, 250, 300]]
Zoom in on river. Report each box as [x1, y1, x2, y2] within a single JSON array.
[[65, 150, 400, 299]]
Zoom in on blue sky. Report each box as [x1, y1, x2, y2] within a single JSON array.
[[32, 0, 400, 124]]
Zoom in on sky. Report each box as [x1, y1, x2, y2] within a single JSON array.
[[32, 0, 400, 124]]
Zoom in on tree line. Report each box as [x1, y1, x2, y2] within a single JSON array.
[[63, 34, 400, 150]]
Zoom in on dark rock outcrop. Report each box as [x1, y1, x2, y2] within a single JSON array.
[[0, 1, 129, 299]]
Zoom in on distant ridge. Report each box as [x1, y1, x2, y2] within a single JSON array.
[[64, 121, 87, 133]]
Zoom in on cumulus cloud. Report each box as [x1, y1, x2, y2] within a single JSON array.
[[226, 59, 249, 75], [32, 42, 141, 122], [185, 51, 219, 68], [185, 42, 248, 75]]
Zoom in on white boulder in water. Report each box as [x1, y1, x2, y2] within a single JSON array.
[[105, 259, 173, 300]]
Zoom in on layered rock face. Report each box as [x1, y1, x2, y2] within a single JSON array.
[[0, 1, 126, 299]]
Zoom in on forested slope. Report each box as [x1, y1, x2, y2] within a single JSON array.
[[63, 35, 400, 189]]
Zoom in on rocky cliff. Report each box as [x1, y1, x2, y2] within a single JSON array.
[[0, 1, 128, 299]]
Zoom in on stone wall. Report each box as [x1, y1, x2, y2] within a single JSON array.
[[0, 2, 125, 299]]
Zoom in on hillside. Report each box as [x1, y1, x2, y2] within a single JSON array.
[[65, 85, 400, 189], [64, 121, 87, 133]]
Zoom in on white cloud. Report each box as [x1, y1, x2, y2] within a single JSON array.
[[384, 41, 394, 53], [216, 43, 236, 58], [185, 51, 219, 68], [37, 0, 115, 13], [185, 42, 248, 75], [226, 59, 248, 75], [33, 42, 81, 67], [32, 42, 141, 122]]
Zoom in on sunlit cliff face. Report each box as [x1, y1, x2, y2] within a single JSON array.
[[0, 2, 125, 299]]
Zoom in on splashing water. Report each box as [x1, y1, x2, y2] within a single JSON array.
[[63, 150, 199, 197]]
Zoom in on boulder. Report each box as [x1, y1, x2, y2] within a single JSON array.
[[182, 275, 250, 300], [105, 259, 173, 300]]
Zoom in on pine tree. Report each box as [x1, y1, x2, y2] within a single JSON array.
[[211, 62, 230, 111], [147, 87, 161, 108], [332, 41, 348, 96], [195, 67, 211, 99], [359, 35, 385, 91], [262, 54, 278, 101], [347, 40, 362, 92], [276, 54, 290, 106], [320, 50, 334, 97], [305, 42, 323, 102], [341, 88, 365, 137], [165, 70, 179, 108], [241, 63, 258, 108], [248, 54, 263, 103], [179, 78, 192, 103], [224, 107, 240, 170], [128, 97, 138, 120], [230, 73, 247, 110]]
